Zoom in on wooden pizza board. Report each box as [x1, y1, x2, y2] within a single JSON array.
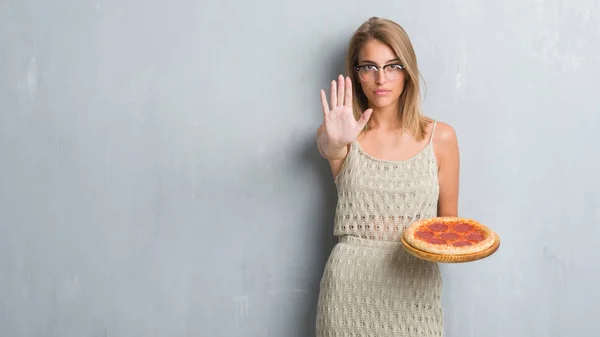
[[401, 231, 501, 263]]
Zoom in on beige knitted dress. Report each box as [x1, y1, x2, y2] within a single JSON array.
[[315, 122, 444, 337]]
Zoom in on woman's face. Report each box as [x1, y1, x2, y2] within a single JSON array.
[[355, 39, 407, 109]]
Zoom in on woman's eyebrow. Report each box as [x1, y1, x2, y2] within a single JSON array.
[[358, 58, 401, 65]]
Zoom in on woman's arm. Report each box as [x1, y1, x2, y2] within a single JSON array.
[[433, 122, 460, 217]]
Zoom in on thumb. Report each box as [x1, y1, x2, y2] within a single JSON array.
[[357, 108, 373, 129]]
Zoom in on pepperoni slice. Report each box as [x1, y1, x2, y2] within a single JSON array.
[[452, 241, 472, 247], [440, 232, 459, 241], [453, 223, 473, 232], [416, 231, 434, 239], [425, 237, 447, 245], [465, 233, 485, 242], [429, 223, 448, 232]]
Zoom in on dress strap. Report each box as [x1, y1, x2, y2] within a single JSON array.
[[429, 121, 438, 143]]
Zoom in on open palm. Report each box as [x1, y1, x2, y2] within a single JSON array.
[[320, 75, 372, 147]]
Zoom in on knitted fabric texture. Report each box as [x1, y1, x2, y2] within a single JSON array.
[[316, 134, 444, 337]]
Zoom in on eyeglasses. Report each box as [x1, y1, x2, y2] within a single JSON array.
[[355, 63, 405, 82]]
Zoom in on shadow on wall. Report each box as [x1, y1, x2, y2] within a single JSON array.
[[294, 42, 348, 336], [296, 136, 337, 336]]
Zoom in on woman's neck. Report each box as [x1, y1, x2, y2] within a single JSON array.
[[368, 104, 402, 131]]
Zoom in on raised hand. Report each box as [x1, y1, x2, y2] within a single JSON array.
[[320, 75, 372, 148]]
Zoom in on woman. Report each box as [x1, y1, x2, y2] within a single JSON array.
[[315, 17, 460, 336]]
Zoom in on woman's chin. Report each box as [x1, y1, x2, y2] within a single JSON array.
[[368, 96, 400, 110]]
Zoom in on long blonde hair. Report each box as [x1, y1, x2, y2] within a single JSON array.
[[346, 17, 431, 140]]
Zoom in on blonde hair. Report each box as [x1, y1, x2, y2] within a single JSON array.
[[346, 17, 431, 141]]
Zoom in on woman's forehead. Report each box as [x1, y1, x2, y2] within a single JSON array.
[[357, 40, 398, 63]]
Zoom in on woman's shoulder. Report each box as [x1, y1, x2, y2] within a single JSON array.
[[429, 119, 457, 144], [425, 118, 459, 160]]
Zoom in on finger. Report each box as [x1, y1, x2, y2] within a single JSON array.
[[337, 75, 344, 106], [344, 76, 353, 107], [320, 89, 329, 117], [357, 108, 373, 129], [330, 80, 337, 107]]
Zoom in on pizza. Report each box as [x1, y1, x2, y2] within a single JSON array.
[[403, 217, 496, 255]]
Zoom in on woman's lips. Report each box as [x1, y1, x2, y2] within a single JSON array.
[[374, 89, 391, 96]]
